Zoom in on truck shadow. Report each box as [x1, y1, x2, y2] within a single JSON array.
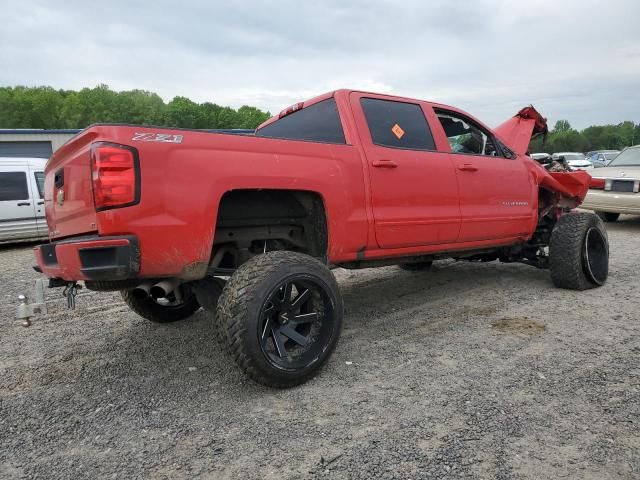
[[63, 260, 551, 393], [7, 255, 557, 401]]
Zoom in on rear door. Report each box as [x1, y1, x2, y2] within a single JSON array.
[[350, 93, 460, 248], [0, 166, 39, 240], [432, 109, 536, 242]]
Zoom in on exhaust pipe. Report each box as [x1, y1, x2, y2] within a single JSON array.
[[131, 281, 153, 299], [150, 278, 181, 299]]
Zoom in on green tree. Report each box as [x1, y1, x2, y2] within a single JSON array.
[[236, 105, 270, 128], [553, 120, 572, 133], [0, 85, 273, 130], [164, 96, 203, 128]]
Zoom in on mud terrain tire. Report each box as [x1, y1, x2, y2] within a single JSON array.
[[217, 251, 343, 388], [549, 212, 609, 290]]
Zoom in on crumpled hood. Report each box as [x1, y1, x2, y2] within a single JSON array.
[[494, 106, 548, 155]]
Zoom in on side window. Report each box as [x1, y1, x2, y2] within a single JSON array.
[[255, 97, 345, 144], [34, 172, 45, 199], [0, 172, 29, 201], [436, 111, 499, 157], [360, 98, 435, 150]]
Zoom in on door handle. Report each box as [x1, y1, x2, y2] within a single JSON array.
[[458, 163, 478, 172], [37, 201, 45, 205], [372, 160, 398, 168], [17, 202, 31, 206]]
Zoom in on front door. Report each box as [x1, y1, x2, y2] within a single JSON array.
[[350, 93, 461, 249], [433, 109, 536, 242], [0, 166, 39, 240]]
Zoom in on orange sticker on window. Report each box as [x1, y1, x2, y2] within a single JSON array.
[[391, 123, 405, 139]]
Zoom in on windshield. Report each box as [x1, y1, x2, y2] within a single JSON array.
[[562, 153, 585, 160], [608, 148, 640, 167]]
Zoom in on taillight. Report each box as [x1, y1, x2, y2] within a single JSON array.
[[90, 143, 140, 210], [590, 178, 605, 190]]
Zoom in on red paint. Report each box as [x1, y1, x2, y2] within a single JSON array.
[[37, 89, 591, 281], [589, 178, 606, 189]]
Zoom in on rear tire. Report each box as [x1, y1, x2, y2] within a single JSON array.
[[399, 261, 433, 271], [596, 211, 620, 223], [217, 251, 343, 388], [549, 212, 609, 290], [121, 285, 200, 323]]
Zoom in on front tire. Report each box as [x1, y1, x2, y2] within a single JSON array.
[[596, 211, 620, 223], [217, 251, 343, 388], [121, 284, 200, 323], [549, 212, 609, 290]]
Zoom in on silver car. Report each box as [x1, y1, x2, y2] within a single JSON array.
[[552, 152, 594, 171], [581, 145, 640, 222], [0, 157, 48, 241]]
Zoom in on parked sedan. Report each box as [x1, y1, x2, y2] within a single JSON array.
[[587, 150, 620, 168], [581, 145, 640, 222], [553, 152, 593, 171]]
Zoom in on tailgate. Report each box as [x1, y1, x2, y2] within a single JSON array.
[[45, 128, 100, 239]]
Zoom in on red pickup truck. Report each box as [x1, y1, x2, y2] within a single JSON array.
[[22, 89, 608, 387]]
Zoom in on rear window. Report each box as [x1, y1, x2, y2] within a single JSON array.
[[34, 172, 45, 199], [361, 98, 435, 151], [0, 172, 29, 201], [256, 98, 345, 144]]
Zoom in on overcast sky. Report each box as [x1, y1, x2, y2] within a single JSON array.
[[1, 0, 639, 129]]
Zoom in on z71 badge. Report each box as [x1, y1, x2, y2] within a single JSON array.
[[132, 132, 183, 143]]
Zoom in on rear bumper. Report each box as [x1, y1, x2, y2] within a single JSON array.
[[581, 190, 640, 215], [34, 235, 140, 281]]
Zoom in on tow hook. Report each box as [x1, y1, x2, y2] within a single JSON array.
[[62, 281, 82, 309]]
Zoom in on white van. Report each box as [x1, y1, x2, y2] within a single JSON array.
[[0, 157, 48, 242]]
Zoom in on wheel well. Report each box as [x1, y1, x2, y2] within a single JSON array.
[[211, 189, 328, 272]]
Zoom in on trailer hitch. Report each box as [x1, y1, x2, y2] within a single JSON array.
[[16, 279, 48, 327], [16, 280, 81, 327]]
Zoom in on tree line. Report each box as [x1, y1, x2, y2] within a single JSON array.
[[529, 119, 639, 154], [0, 85, 271, 130], [1, 86, 637, 151]]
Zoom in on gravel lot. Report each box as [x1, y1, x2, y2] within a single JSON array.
[[1, 216, 639, 480]]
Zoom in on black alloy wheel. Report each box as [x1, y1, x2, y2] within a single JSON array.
[[258, 277, 335, 371]]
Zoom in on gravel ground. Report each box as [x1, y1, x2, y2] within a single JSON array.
[[1, 216, 639, 480]]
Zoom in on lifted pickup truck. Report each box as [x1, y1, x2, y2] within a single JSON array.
[[20, 89, 608, 387]]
